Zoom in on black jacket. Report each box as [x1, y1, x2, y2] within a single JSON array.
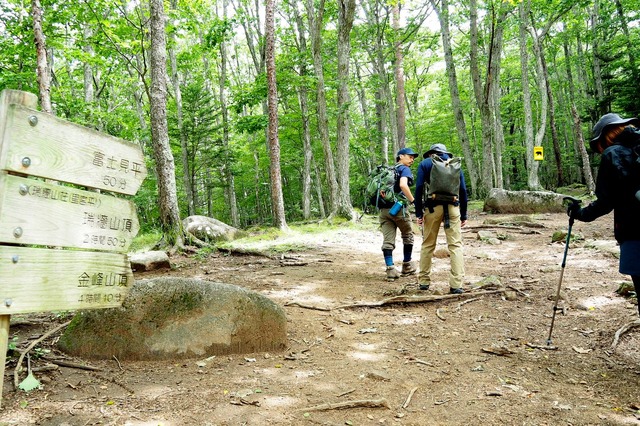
[[576, 127, 640, 243]]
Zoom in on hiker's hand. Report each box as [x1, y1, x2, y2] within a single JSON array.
[[416, 217, 423, 226], [567, 202, 581, 220], [461, 220, 467, 228]]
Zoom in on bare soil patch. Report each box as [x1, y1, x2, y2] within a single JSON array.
[[2, 212, 640, 425]]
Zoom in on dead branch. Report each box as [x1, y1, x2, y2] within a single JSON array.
[[216, 246, 277, 259], [333, 289, 504, 310], [284, 301, 332, 312], [402, 387, 418, 409], [435, 308, 446, 321], [336, 388, 356, 397], [507, 285, 530, 298], [525, 343, 558, 351], [610, 319, 640, 352], [43, 357, 102, 372], [456, 297, 481, 311], [300, 398, 390, 412], [279, 260, 308, 267], [14, 320, 71, 389], [481, 347, 515, 357], [413, 359, 433, 367]]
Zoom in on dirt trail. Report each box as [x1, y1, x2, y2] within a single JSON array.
[[1, 212, 640, 425]]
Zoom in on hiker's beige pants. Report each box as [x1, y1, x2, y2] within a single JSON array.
[[418, 204, 465, 289]]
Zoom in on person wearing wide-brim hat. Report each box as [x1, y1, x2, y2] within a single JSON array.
[[380, 147, 419, 281], [414, 143, 469, 294], [568, 113, 640, 317]]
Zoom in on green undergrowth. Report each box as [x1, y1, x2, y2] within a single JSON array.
[[129, 232, 162, 253]]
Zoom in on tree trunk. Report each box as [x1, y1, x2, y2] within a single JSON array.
[[562, 36, 595, 193], [393, 2, 406, 148], [220, 0, 239, 227], [335, 0, 356, 220], [362, 1, 395, 162], [518, 0, 541, 190], [354, 58, 375, 169], [265, 0, 287, 230], [614, 0, 637, 78], [292, 3, 313, 220], [430, 0, 478, 197], [31, 0, 52, 113], [83, 24, 95, 105], [313, 161, 326, 218], [169, 0, 195, 217], [305, 0, 339, 216], [539, 48, 564, 188], [469, 0, 493, 195], [529, 30, 549, 185], [149, 0, 183, 247], [590, 1, 606, 115]]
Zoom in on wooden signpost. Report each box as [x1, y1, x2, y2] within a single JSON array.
[[0, 89, 147, 407]]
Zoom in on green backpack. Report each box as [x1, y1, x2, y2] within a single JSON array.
[[366, 165, 399, 208], [425, 155, 462, 204]]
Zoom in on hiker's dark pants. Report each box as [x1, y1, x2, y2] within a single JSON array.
[[620, 240, 640, 317], [633, 276, 640, 317]]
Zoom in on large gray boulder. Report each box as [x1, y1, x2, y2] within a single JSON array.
[[58, 277, 287, 360], [183, 215, 243, 243], [484, 188, 567, 214]]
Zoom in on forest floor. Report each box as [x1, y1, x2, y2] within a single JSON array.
[[2, 209, 640, 426]]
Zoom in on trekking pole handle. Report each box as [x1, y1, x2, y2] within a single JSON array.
[[563, 196, 582, 227]]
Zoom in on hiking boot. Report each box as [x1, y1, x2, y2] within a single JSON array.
[[418, 283, 430, 291], [386, 266, 401, 281], [450, 287, 464, 294], [401, 261, 416, 276]]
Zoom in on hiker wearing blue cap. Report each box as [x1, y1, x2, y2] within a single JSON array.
[[380, 147, 419, 281], [568, 113, 640, 316]]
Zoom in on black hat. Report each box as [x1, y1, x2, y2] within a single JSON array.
[[590, 113, 640, 152], [423, 143, 451, 158]]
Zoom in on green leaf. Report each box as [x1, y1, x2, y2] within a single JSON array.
[[18, 373, 41, 392]]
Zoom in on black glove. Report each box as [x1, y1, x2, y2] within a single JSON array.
[[567, 202, 581, 220]]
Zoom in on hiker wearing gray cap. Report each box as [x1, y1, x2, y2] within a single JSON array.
[[414, 143, 468, 294], [568, 113, 640, 316]]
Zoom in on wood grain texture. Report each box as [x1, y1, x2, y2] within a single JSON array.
[[0, 246, 133, 314], [1, 104, 146, 195], [0, 174, 139, 252]]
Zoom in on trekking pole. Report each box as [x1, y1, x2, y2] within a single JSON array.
[[546, 196, 582, 346]]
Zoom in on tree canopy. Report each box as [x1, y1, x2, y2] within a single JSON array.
[[0, 0, 637, 232]]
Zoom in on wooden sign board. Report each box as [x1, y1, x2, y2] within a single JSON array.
[[0, 246, 132, 315], [0, 89, 145, 314], [0, 89, 148, 407], [0, 174, 139, 252], [0, 104, 147, 195]]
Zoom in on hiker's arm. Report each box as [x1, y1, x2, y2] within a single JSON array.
[[414, 162, 426, 220], [398, 176, 415, 205], [459, 171, 468, 221]]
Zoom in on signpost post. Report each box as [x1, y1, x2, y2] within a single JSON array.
[[0, 89, 147, 407]]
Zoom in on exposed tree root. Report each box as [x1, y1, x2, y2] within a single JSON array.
[[332, 289, 504, 310], [300, 398, 390, 412], [610, 319, 640, 352]]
